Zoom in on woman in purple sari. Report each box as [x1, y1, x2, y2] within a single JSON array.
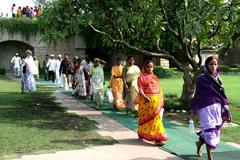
[[190, 56, 231, 160]]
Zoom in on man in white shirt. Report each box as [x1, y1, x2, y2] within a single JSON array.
[[10, 53, 21, 77], [46, 54, 56, 82], [55, 54, 63, 88]]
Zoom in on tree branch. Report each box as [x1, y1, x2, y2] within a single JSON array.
[[197, 40, 202, 67], [159, 0, 179, 37], [156, 38, 161, 51], [89, 23, 186, 71]]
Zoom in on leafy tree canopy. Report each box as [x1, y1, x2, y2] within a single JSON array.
[[39, 0, 240, 104]]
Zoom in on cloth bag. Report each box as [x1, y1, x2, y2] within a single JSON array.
[[106, 88, 114, 103]]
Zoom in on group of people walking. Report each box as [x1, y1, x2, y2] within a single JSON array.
[[10, 52, 233, 159], [82, 55, 232, 160], [74, 56, 169, 145]]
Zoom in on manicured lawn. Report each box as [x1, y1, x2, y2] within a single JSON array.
[[0, 76, 115, 159], [160, 74, 240, 144]]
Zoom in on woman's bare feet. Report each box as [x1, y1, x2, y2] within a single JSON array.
[[195, 141, 203, 157], [207, 146, 213, 160], [155, 141, 164, 146]]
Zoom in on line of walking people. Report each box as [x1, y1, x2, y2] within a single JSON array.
[[70, 55, 169, 146], [72, 54, 232, 156]]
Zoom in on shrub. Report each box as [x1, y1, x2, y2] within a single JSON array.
[[220, 66, 240, 74], [164, 94, 188, 111], [0, 68, 5, 75], [154, 67, 183, 78]]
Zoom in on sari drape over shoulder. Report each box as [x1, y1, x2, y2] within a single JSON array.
[[123, 65, 141, 111], [110, 65, 125, 109], [191, 71, 231, 149], [74, 65, 87, 98], [91, 65, 104, 106], [137, 71, 168, 142], [21, 62, 36, 92]]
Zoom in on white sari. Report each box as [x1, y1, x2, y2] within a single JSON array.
[[91, 65, 104, 106]]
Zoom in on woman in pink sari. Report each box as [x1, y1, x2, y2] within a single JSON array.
[[137, 60, 168, 145]]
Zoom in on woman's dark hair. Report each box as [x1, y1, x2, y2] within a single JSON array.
[[205, 56, 219, 67], [127, 56, 134, 60], [144, 60, 154, 67], [77, 58, 82, 64], [116, 57, 122, 62]]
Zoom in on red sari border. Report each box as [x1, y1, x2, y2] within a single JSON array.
[[138, 132, 168, 142]]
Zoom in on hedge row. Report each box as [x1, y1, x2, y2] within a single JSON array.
[[164, 94, 188, 111], [220, 66, 240, 74], [104, 66, 183, 79], [0, 68, 5, 75]]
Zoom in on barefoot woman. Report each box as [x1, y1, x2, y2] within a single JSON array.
[[137, 60, 168, 145], [191, 56, 232, 160]]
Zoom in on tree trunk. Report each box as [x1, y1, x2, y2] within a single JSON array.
[[180, 68, 201, 108]]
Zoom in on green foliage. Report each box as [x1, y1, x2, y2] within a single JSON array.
[[164, 94, 187, 111], [0, 68, 5, 75], [39, 0, 240, 103], [220, 66, 240, 74], [154, 67, 183, 78], [0, 17, 43, 40]]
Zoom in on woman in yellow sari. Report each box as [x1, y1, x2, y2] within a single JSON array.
[[109, 58, 125, 110], [137, 60, 168, 145]]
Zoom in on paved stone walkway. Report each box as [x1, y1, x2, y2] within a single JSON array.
[[19, 90, 182, 160]]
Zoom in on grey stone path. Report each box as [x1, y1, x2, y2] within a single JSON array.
[[18, 90, 182, 160]]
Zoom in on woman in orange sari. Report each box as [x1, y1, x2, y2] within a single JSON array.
[[137, 60, 168, 145], [109, 58, 125, 110]]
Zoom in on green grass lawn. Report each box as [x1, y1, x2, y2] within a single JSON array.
[[0, 76, 115, 159], [160, 74, 240, 144]]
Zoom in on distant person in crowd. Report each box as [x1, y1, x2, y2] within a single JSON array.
[[55, 54, 63, 88], [137, 60, 168, 146], [10, 53, 21, 77], [33, 55, 40, 80], [190, 56, 231, 160], [11, 3, 17, 18], [82, 56, 93, 94], [0, 13, 3, 17], [123, 56, 141, 115], [109, 57, 125, 110], [46, 54, 56, 83], [43, 54, 49, 81], [73, 58, 87, 99], [29, 7, 34, 19], [35, 5, 41, 17], [25, 49, 38, 77], [59, 53, 73, 90], [90, 58, 106, 109], [72, 56, 79, 89], [20, 55, 36, 93], [26, 6, 30, 17], [22, 7, 27, 17], [17, 6, 22, 18]]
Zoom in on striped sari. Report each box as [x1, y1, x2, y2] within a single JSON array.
[[137, 71, 168, 142]]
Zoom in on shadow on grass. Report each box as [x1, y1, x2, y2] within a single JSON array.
[[0, 91, 97, 132]]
